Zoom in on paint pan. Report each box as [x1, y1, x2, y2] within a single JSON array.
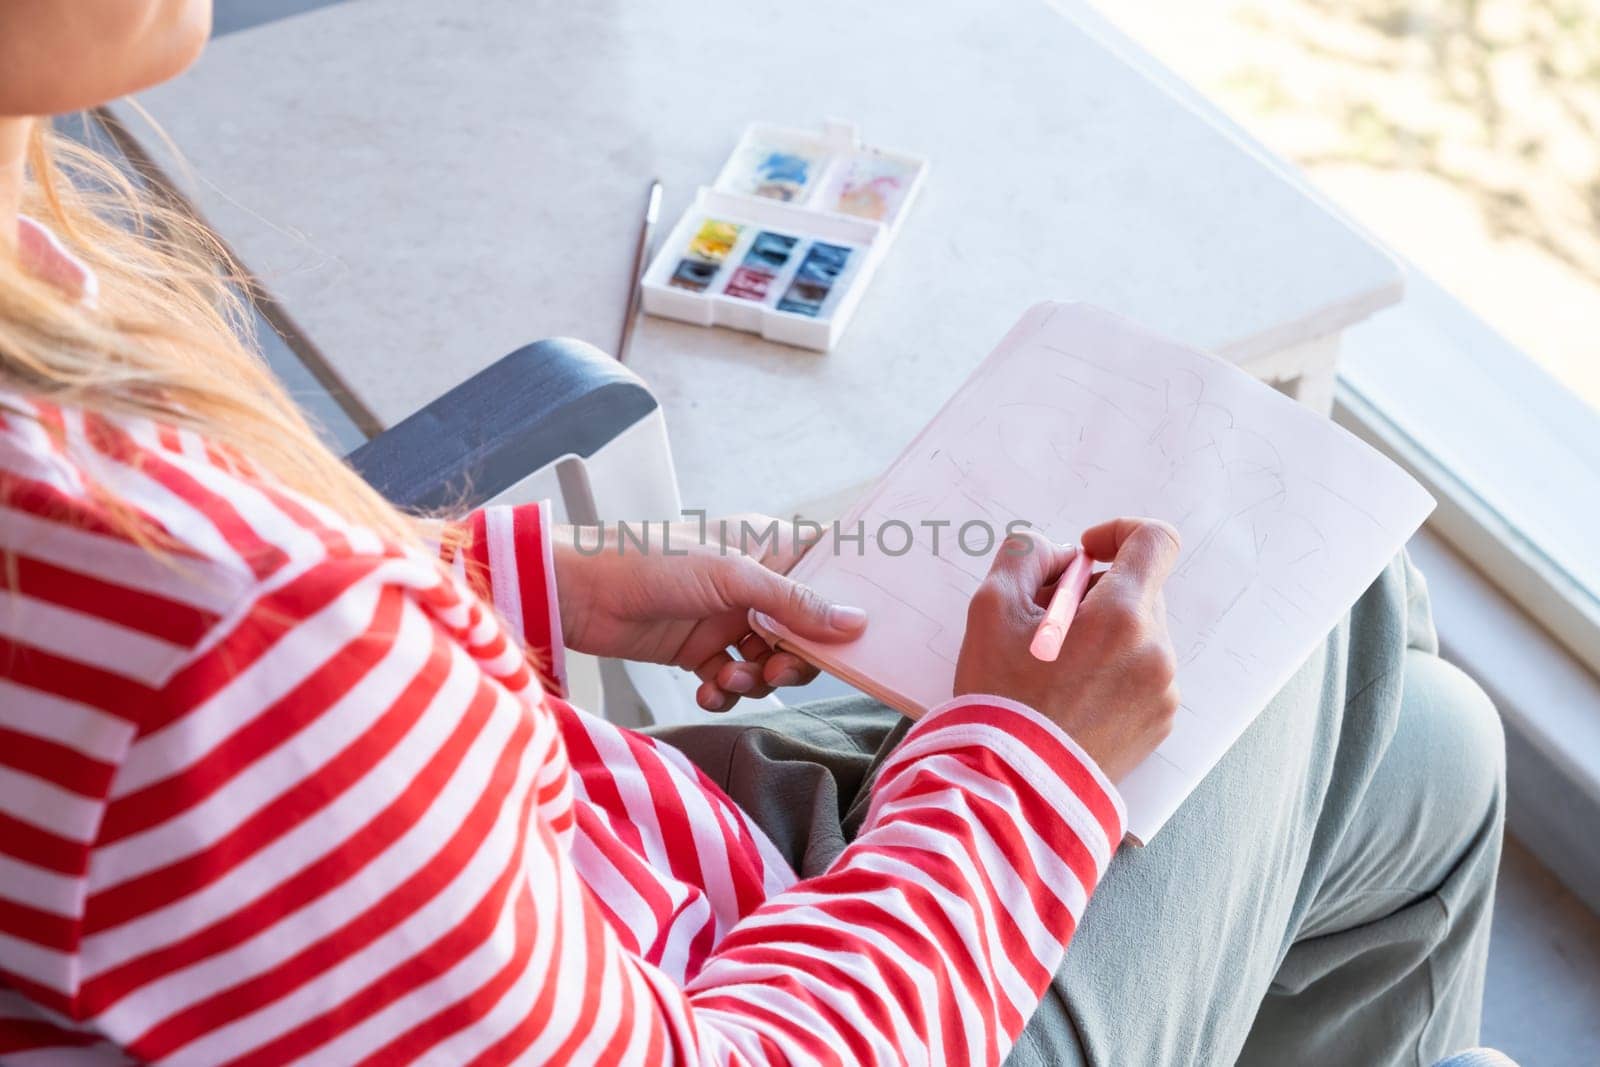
[[828, 155, 919, 222], [687, 218, 743, 261], [668, 218, 744, 292], [729, 144, 823, 202], [777, 241, 852, 317], [721, 231, 799, 302], [669, 258, 721, 292]]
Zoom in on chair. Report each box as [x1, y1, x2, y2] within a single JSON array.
[[345, 336, 723, 728]]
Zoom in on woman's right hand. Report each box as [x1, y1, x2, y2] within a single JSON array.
[[953, 518, 1182, 783]]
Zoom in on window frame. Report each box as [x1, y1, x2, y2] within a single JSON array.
[[1336, 314, 1600, 680]]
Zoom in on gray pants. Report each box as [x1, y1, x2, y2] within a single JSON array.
[[650, 554, 1506, 1066]]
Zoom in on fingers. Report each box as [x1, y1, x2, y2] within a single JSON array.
[[733, 631, 820, 691], [695, 677, 737, 713], [1079, 518, 1181, 601], [692, 649, 739, 711], [762, 650, 819, 689], [978, 529, 1078, 616], [718, 632, 778, 700], [719, 560, 866, 644], [694, 632, 819, 711], [694, 641, 773, 709]]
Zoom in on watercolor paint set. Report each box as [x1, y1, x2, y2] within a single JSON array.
[[641, 120, 928, 351]]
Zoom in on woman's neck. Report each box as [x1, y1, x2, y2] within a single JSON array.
[[0, 116, 35, 261]]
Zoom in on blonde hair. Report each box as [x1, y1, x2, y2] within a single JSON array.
[[0, 112, 424, 547]]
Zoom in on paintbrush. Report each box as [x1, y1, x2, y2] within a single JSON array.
[[617, 179, 663, 363]]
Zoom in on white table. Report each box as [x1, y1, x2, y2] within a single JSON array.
[[126, 0, 1401, 518]]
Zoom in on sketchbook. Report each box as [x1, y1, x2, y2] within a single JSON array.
[[752, 303, 1435, 844]]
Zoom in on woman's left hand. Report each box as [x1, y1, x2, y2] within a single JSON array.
[[551, 514, 866, 711]]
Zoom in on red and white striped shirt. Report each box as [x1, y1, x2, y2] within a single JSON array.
[[0, 394, 1125, 1065]]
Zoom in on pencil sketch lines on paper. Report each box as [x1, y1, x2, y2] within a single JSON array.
[[835, 565, 944, 627], [925, 569, 972, 666], [1040, 342, 1158, 392], [1052, 372, 1140, 426], [1306, 476, 1386, 529]]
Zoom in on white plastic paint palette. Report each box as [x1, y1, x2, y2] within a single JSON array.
[[641, 120, 928, 351]]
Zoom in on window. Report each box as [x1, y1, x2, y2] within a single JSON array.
[[1080, 0, 1600, 674]]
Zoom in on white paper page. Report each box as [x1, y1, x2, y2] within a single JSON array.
[[757, 303, 1435, 843]]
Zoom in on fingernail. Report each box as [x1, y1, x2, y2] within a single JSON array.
[[725, 671, 754, 694], [702, 693, 736, 713], [772, 668, 801, 687], [830, 605, 867, 629]]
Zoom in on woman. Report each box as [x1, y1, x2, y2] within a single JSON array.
[[0, 3, 1504, 1064]]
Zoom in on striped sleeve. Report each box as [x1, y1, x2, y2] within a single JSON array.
[[679, 695, 1125, 1065], [449, 500, 567, 697]]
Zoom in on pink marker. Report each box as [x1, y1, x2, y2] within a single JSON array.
[[1029, 548, 1094, 662]]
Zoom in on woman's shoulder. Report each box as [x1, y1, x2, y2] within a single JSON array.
[[2, 393, 386, 573], [0, 395, 404, 680]]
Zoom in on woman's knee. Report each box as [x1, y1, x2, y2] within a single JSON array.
[[1397, 649, 1506, 839]]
